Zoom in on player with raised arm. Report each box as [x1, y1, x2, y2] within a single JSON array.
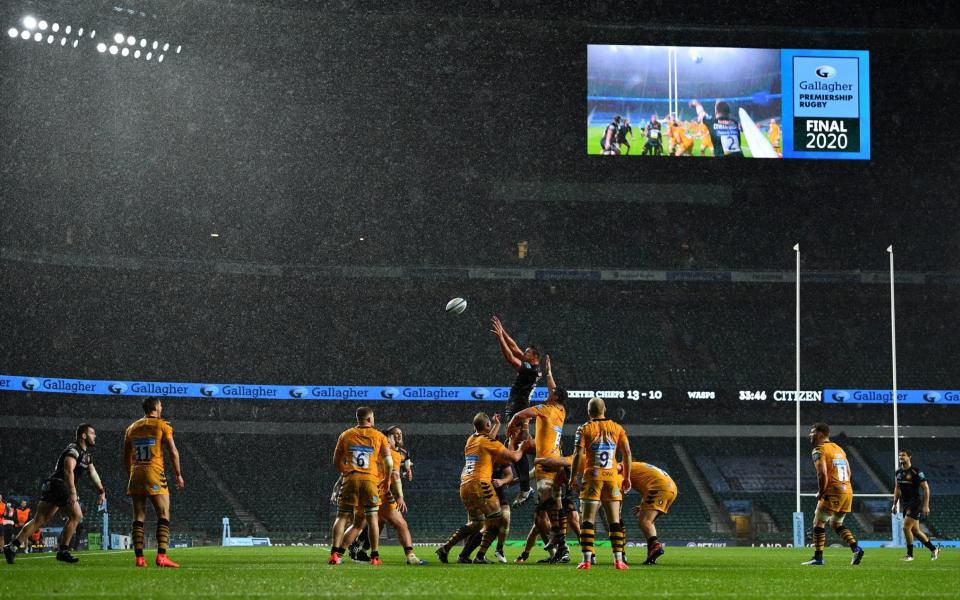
[[570, 397, 632, 570], [491, 315, 541, 507], [893, 450, 939, 561], [690, 99, 743, 157], [3, 424, 105, 564], [329, 406, 392, 566], [802, 423, 864, 566], [436, 413, 529, 564], [125, 397, 185, 568], [629, 461, 678, 565], [506, 355, 569, 562]]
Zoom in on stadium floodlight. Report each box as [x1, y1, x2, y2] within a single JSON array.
[[140, 38, 146, 47], [176, 45, 181, 54], [64, 25, 71, 34], [109, 44, 117, 54], [162, 42, 169, 51], [121, 47, 129, 56], [33, 32, 42, 42], [90, 30, 95, 38], [97, 42, 106, 52], [52, 23, 59, 32], [23, 16, 37, 30], [7, 28, 17, 38], [145, 51, 151, 60], [47, 34, 54, 43], [157, 54, 164, 63], [152, 40, 158, 49], [134, 49, 140, 58], [20, 30, 29, 39], [77, 27, 83, 36], [127, 35, 135, 45], [38, 20, 48, 30], [72, 39, 78, 47], [114, 33, 124, 44], [60, 37, 66, 46]]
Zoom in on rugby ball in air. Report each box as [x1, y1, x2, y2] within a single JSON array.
[[445, 297, 467, 315]]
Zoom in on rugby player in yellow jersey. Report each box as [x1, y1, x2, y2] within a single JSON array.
[[697, 121, 713, 156], [124, 397, 185, 568], [329, 406, 393, 566], [506, 355, 569, 561], [628, 461, 678, 565], [570, 397, 632, 570], [672, 123, 695, 156], [802, 423, 864, 566], [340, 427, 427, 565], [767, 118, 781, 151], [436, 412, 530, 564]]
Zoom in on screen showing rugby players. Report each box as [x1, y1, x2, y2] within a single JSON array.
[[587, 45, 870, 160]]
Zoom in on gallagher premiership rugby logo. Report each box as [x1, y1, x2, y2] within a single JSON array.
[[108, 382, 128, 394], [380, 387, 400, 399], [200, 385, 219, 397], [832, 390, 849, 403], [289, 387, 307, 399], [815, 65, 837, 79], [471, 387, 491, 400]]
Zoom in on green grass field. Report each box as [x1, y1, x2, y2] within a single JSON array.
[[587, 125, 760, 157], [1, 545, 956, 598]]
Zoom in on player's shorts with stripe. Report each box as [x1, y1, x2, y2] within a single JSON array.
[[902, 499, 924, 520], [39, 478, 72, 507], [639, 486, 677, 514], [338, 477, 380, 513], [817, 483, 853, 514], [460, 480, 498, 519], [127, 465, 169, 496], [580, 477, 623, 503]]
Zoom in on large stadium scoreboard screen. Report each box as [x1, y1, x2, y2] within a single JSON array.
[[587, 45, 870, 160]]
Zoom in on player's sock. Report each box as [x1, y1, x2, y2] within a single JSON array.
[[460, 530, 482, 559], [921, 539, 936, 551], [442, 524, 478, 552], [132, 520, 145, 558], [834, 526, 858, 550], [330, 546, 345, 556], [907, 544, 914, 557], [610, 521, 626, 562], [813, 526, 826, 560], [477, 523, 500, 558], [8, 538, 22, 551], [647, 535, 660, 552], [559, 511, 568, 539], [548, 505, 562, 545], [403, 546, 414, 557], [580, 521, 595, 562], [156, 518, 170, 554]]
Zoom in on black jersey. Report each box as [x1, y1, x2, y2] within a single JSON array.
[[645, 122, 662, 141], [601, 122, 619, 150], [508, 361, 541, 406], [617, 124, 633, 143], [702, 114, 742, 156], [50, 442, 93, 481], [896, 466, 927, 502]]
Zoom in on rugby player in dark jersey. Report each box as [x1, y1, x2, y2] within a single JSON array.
[[642, 115, 663, 156], [690, 99, 743, 157], [617, 118, 634, 155], [601, 115, 621, 155], [491, 315, 541, 506], [3, 424, 105, 564], [893, 450, 939, 561]]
